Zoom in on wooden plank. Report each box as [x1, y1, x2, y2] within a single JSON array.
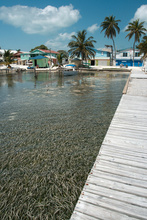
[[107, 129, 147, 141], [101, 144, 147, 160], [71, 211, 99, 220], [73, 201, 138, 220], [104, 135, 147, 153], [103, 140, 147, 153], [113, 113, 147, 121], [89, 169, 147, 189], [83, 183, 147, 208], [121, 94, 147, 102], [96, 159, 147, 175], [93, 162, 147, 181], [111, 121, 147, 131], [79, 191, 147, 219], [114, 108, 147, 114], [86, 175, 147, 197], [97, 154, 147, 169]]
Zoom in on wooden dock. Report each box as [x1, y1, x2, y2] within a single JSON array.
[[70, 68, 147, 220]]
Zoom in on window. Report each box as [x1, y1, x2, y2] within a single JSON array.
[[123, 52, 127, 57], [135, 52, 139, 57]]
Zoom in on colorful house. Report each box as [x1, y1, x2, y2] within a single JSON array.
[[20, 52, 31, 65], [69, 48, 111, 67], [89, 48, 111, 66], [116, 48, 143, 67], [20, 49, 59, 68], [29, 49, 58, 67], [30, 55, 49, 68]]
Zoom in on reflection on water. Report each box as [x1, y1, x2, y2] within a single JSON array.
[[0, 71, 128, 219]]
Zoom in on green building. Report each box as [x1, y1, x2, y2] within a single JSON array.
[[20, 49, 58, 68]]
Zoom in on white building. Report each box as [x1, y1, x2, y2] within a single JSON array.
[[116, 48, 143, 67]]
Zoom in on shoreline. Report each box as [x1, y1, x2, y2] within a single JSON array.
[[0, 65, 134, 75]]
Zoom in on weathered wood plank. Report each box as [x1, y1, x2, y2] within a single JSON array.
[[111, 121, 147, 131], [103, 141, 147, 154], [79, 191, 147, 219], [107, 128, 147, 140], [74, 201, 138, 220], [89, 169, 147, 188], [86, 175, 147, 197], [101, 144, 147, 160], [96, 159, 147, 175], [71, 211, 99, 220], [98, 154, 147, 169], [93, 162, 147, 181], [104, 135, 147, 153], [83, 182, 147, 208]]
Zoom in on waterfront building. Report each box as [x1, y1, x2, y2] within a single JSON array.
[[69, 48, 111, 67], [30, 55, 49, 68], [89, 48, 111, 66], [116, 48, 143, 67], [20, 52, 31, 65], [20, 49, 59, 68]]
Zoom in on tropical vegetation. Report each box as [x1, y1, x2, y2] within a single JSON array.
[[30, 44, 48, 52], [137, 35, 147, 60], [57, 50, 68, 65], [125, 19, 146, 66], [100, 15, 121, 63], [3, 50, 13, 66], [68, 30, 96, 62]]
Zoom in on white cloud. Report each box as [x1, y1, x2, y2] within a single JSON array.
[[132, 5, 147, 28], [87, 24, 99, 33], [0, 4, 81, 34], [123, 4, 147, 31], [45, 32, 76, 50]]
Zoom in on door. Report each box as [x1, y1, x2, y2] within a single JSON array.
[[91, 60, 95, 66], [34, 60, 37, 66]]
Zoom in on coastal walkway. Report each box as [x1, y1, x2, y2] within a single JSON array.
[[70, 68, 147, 220]]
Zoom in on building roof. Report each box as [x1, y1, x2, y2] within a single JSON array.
[[101, 48, 111, 52], [13, 52, 23, 56], [39, 49, 59, 54], [94, 48, 111, 53], [117, 47, 137, 52]]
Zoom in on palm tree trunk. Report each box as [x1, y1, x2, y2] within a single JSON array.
[[133, 39, 135, 67], [112, 38, 116, 65]]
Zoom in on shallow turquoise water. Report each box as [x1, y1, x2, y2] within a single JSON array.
[[0, 71, 128, 219]]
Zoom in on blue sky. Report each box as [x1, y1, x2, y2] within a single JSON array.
[[0, 0, 147, 52]]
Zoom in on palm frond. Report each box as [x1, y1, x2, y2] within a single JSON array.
[[100, 15, 121, 53], [68, 29, 96, 61]]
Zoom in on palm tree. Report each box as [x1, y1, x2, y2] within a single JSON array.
[[57, 50, 68, 65], [125, 19, 146, 66], [3, 50, 13, 67], [137, 35, 147, 60], [101, 15, 121, 64], [68, 30, 96, 62]]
